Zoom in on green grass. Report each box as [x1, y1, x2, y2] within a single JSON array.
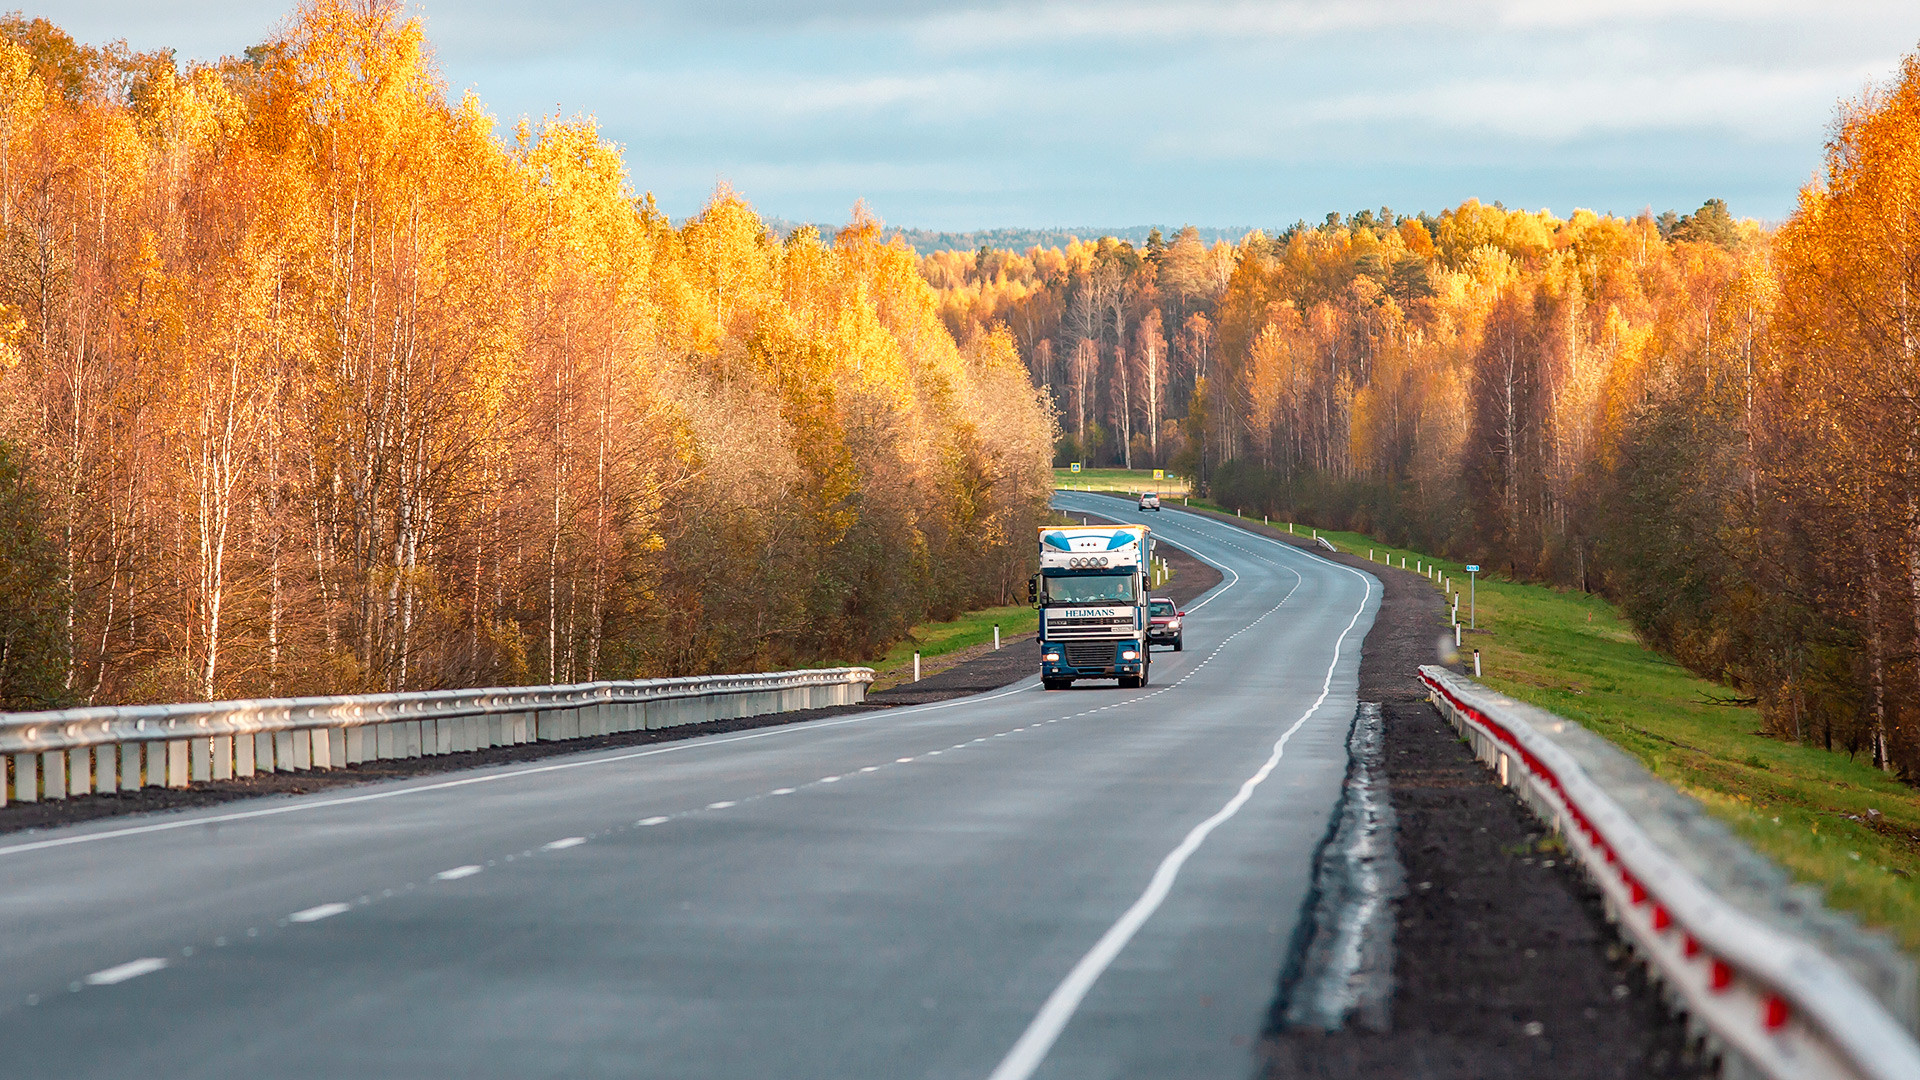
[[819, 604, 1038, 688], [873, 604, 1036, 668], [1053, 467, 1191, 496], [1292, 526, 1920, 955], [1050, 486, 1920, 952]]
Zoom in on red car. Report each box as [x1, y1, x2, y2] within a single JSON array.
[[1147, 597, 1184, 651]]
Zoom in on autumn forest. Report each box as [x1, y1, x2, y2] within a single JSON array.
[[6, 3, 1920, 787], [926, 55, 1920, 779], [0, 3, 1055, 708]]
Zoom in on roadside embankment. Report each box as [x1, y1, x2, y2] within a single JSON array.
[[1120, 500, 1710, 1077], [1106, 493, 1920, 960]]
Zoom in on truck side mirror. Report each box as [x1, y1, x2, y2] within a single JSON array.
[[1027, 576, 1038, 604]]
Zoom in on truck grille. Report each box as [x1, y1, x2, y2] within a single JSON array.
[[1064, 641, 1116, 668], [1052, 618, 1121, 634], [1045, 616, 1133, 640]]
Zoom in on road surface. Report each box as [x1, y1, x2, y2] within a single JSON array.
[[0, 493, 1379, 1079]]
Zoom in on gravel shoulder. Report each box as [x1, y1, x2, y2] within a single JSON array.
[[1152, 507, 1706, 1078]]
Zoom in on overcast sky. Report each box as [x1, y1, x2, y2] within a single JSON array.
[[37, 1, 1920, 230]]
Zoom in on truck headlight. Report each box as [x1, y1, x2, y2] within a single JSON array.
[[1045, 651, 1061, 661], [1121, 649, 1139, 661], [1168, 619, 1181, 630]]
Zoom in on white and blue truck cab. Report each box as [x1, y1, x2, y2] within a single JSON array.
[[1029, 524, 1153, 690]]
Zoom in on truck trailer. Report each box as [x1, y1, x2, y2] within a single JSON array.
[[1029, 524, 1153, 689]]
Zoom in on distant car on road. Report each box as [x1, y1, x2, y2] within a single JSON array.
[[1138, 492, 1161, 511], [1147, 597, 1184, 651]]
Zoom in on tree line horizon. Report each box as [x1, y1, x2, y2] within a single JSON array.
[[926, 50, 1920, 782]]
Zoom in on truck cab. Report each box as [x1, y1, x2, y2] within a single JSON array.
[[1031, 525, 1152, 689]]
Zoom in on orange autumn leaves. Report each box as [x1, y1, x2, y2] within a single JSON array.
[[0, 3, 1054, 707]]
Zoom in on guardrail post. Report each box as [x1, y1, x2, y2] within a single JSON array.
[[119, 743, 140, 790], [41, 750, 66, 799], [210, 736, 232, 780], [14, 752, 36, 802], [165, 741, 189, 788], [92, 746, 115, 794], [68, 747, 91, 796], [189, 737, 212, 783]]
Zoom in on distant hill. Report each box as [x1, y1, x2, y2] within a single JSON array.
[[759, 219, 1256, 255], [884, 225, 1255, 255]]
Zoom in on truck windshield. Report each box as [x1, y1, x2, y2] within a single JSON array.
[[1042, 574, 1138, 605]]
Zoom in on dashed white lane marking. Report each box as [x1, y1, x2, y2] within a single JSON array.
[[896, 757, 914, 763], [706, 801, 737, 810], [35, 493, 1335, 1011], [769, 788, 796, 796], [819, 776, 841, 783], [84, 958, 167, 986], [288, 903, 351, 924], [990, 493, 1375, 1080]]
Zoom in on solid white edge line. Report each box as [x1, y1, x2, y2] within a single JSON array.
[[84, 957, 168, 985], [0, 680, 1041, 859], [288, 902, 351, 923], [989, 494, 1376, 1080]]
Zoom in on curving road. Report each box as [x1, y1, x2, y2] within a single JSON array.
[[0, 493, 1378, 1080]]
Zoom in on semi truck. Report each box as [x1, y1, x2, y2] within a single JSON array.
[[1028, 524, 1153, 689]]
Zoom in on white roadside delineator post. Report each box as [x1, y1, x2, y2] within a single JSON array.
[[914, 652, 921, 682]]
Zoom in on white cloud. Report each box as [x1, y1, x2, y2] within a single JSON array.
[[30, 0, 1920, 226]]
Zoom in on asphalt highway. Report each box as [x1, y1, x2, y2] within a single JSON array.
[[0, 493, 1379, 1080]]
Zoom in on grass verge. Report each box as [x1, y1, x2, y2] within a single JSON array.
[[818, 604, 1038, 688], [1052, 467, 1190, 496], [1311, 526, 1920, 956], [1060, 484, 1920, 954]]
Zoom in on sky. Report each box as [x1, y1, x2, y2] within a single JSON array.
[[36, 1, 1920, 231]]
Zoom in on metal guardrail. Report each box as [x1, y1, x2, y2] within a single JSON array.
[[1421, 665, 1920, 1080], [0, 668, 873, 805]]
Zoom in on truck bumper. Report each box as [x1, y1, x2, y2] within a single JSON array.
[[1039, 640, 1146, 679]]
